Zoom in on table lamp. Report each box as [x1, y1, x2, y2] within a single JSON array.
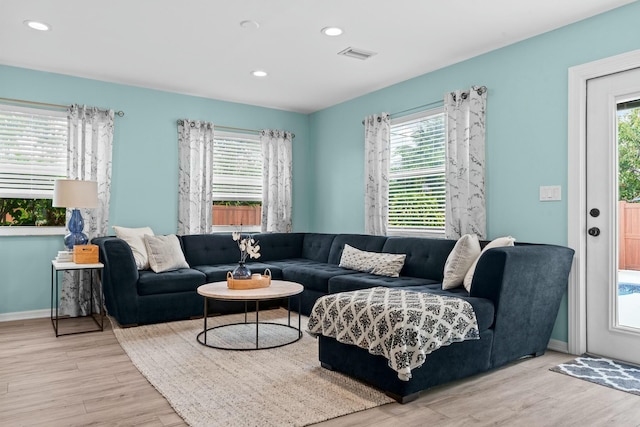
[[53, 179, 98, 250]]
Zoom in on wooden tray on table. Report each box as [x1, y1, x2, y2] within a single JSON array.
[[226, 269, 272, 290]]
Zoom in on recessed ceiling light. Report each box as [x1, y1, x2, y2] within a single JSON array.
[[251, 70, 268, 78], [321, 26, 343, 36], [24, 20, 51, 31], [240, 20, 260, 29]]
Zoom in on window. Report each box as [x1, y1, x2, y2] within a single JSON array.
[[212, 131, 262, 231], [0, 104, 68, 235], [388, 108, 446, 237]]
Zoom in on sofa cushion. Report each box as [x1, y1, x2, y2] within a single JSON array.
[[382, 236, 456, 281], [252, 233, 304, 261], [264, 258, 317, 268], [301, 234, 336, 263], [280, 260, 357, 293], [338, 244, 406, 277], [181, 234, 240, 266], [397, 284, 495, 332], [137, 268, 206, 296], [193, 262, 283, 283], [327, 234, 388, 265], [328, 273, 436, 294]]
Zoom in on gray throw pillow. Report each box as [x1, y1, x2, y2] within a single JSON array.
[[143, 234, 190, 273]]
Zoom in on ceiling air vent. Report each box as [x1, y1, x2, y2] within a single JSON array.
[[338, 47, 377, 60]]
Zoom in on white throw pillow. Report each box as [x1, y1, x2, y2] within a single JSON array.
[[442, 234, 481, 290], [113, 225, 155, 270], [143, 234, 190, 273], [339, 244, 406, 278], [463, 236, 516, 292]]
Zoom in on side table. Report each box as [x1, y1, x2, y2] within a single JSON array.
[[51, 260, 105, 337]]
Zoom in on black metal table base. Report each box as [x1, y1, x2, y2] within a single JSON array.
[[51, 313, 104, 337], [197, 296, 302, 350], [51, 265, 104, 337]]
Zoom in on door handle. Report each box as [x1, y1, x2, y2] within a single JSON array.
[[588, 227, 601, 237]]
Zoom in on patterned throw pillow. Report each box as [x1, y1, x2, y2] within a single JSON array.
[[339, 244, 406, 277]]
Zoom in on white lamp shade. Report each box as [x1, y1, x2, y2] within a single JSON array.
[[52, 179, 98, 208]]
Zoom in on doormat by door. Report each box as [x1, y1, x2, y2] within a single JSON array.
[[550, 354, 640, 396]]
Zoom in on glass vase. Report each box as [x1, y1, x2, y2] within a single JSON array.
[[232, 262, 251, 280]]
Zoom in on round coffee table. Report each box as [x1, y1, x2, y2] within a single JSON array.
[[196, 280, 304, 350]]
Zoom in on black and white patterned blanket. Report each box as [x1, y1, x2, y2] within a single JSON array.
[[307, 287, 480, 381]]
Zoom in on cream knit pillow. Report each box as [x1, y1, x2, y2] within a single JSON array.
[[442, 234, 481, 290], [463, 236, 516, 292], [113, 225, 155, 270]]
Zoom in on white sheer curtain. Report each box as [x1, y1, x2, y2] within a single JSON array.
[[60, 105, 114, 317], [444, 86, 487, 239], [177, 119, 214, 235], [364, 113, 390, 236], [261, 129, 293, 232]]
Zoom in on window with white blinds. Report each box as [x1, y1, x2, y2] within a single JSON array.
[[212, 131, 262, 201], [212, 130, 263, 231], [0, 104, 68, 199], [388, 108, 446, 236]]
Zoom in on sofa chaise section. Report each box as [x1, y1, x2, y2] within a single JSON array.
[[317, 243, 574, 402]]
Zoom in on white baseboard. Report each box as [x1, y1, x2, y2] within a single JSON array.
[[547, 338, 569, 353], [0, 309, 49, 322]]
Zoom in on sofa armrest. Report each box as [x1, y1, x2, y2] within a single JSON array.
[[92, 236, 140, 325], [470, 245, 574, 368]]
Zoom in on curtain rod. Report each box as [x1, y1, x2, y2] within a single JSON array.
[[360, 99, 443, 125], [218, 124, 296, 139], [361, 85, 488, 125], [216, 125, 261, 134], [0, 96, 125, 117], [177, 120, 295, 139], [391, 99, 444, 117]]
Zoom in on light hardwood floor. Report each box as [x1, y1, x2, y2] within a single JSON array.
[[1, 317, 639, 427]]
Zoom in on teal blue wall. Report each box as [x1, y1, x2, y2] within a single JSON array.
[[0, 66, 310, 315], [3, 2, 640, 343], [308, 2, 640, 342]]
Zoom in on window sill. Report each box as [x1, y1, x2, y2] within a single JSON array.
[[0, 226, 66, 237], [387, 228, 446, 239], [212, 225, 262, 233]]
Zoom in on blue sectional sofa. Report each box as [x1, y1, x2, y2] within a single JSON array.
[[93, 232, 574, 402]]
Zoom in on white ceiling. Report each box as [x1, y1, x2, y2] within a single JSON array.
[[1, 0, 635, 113]]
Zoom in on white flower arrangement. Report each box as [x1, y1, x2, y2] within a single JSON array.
[[232, 230, 261, 263]]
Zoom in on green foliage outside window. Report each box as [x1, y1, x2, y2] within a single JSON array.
[[389, 115, 446, 229], [213, 201, 262, 207], [619, 108, 640, 202], [388, 177, 445, 228], [0, 198, 66, 226]]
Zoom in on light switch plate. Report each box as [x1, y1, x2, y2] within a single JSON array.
[[540, 185, 561, 201]]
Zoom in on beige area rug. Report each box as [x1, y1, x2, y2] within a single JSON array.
[[112, 308, 393, 427]]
